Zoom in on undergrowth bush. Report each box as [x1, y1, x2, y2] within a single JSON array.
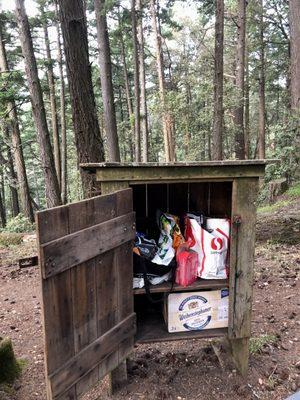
[[249, 334, 277, 354], [2, 214, 34, 234], [0, 338, 22, 384], [286, 182, 300, 198], [0, 233, 23, 247]]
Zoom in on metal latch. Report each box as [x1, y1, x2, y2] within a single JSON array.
[[233, 215, 242, 226]]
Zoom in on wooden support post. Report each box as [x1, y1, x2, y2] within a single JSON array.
[[108, 360, 128, 395], [228, 338, 249, 376], [228, 177, 259, 376]]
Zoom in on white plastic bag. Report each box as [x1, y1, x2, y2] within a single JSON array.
[[152, 212, 184, 266], [189, 218, 230, 279]]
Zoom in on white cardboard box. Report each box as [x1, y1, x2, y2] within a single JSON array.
[[166, 289, 229, 333]]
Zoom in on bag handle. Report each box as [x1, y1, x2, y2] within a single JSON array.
[[141, 259, 176, 304]]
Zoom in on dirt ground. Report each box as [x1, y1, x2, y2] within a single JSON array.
[[0, 197, 300, 400]]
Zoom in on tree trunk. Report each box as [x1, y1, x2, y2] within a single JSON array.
[[0, 23, 34, 221], [233, 0, 246, 160], [2, 123, 20, 217], [258, 0, 265, 160], [58, 0, 104, 196], [150, 0, 174, 162], [54, 0, 67, 204], [131, 0, 141, 162], [289, 0, 300, 174], [15, 0, 61, 208], [118, 21, 134, 161], [32, 163, 40, 208], [0, 174, 6, 227], [244, 38, 250, 159], [289, 0, 300, 111], [42, 10, 61, 188], [94, 0, 120, 162], [6, 143, 20, 217], [137, 0, 148, 162], [212, 0, 224, 160]]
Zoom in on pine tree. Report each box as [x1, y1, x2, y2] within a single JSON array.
[[58, 0, 104, 196], [15, 0, 61, 208], [94, 0, 120, 162], [212, 0, 224, 160]]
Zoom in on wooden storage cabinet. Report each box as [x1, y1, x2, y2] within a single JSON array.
[[131, 181, 231, 343], [37, 161, 265, 400]]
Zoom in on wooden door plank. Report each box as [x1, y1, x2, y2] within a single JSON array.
[[37, 205, 69, 244], [96, 251, 118, 334], [40, 212, 136, 278], [95, 249, 119, 383], [111, 242, 135, 394], [36, 206, 75, 400], [71, 261, 97, 351], [49, 313, 136, 398], [67, 193, 120, 398], [117, 243, 134, 362]]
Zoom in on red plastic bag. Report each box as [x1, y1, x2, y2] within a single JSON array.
[[185, 217, 196, 247], [175, 244, 198, 287]]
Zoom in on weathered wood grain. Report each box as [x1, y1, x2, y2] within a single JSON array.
[[49, 313, 136, 398], [114, 243, 134, 392], [101, 181, 129, 194], [135, 312, 227, 344], [134, 278, 229, 295], [68, 199, 99, 398], [94, 163, 265, 183], [40, 212, 135, 278], [36, 205, 75, 400], [81, 159, 268, 170], [105, 185, 133, 394], [228, 338, 249, 377], [228, 178, 259, 340], [36, 189, 136, 400]]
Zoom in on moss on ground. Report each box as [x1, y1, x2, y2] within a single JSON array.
[[0, 233, 23, 247], [0, 338, 21, 384], [286, 182, 300, 198], [257, 200, 290, 214], [249, 334, 277, 355], [258, 181, 300, 214]]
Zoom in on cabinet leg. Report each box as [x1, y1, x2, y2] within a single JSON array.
[[228, 338, 249, 376], [108, 360, 128, 395]]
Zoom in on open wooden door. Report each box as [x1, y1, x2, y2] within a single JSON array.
[[36, 189, 136, 400]]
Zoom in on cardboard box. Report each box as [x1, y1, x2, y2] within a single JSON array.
[[165, 289, 228, 333]]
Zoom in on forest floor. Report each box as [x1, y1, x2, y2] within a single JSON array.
[[0, 190, 300, 400]]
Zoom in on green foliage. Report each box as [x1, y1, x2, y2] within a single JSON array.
[[3, 214, 34, 234], [0, 338, 22, 384], [286, 182, 300, 198], [0, 0, 299, 211], [0, 233, 23, 247], [257, 200, 290, 214], [249, 334, 277, 355]]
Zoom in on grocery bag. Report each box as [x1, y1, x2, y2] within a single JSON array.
[[133, 232, 158, 260], [175, 244, 198, 287], [189, 218, 230, 279], [152, 212, 184, 266]]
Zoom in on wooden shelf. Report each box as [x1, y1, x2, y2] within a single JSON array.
[[135, 312, 227, 344], [133, 278, 228, 295]]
